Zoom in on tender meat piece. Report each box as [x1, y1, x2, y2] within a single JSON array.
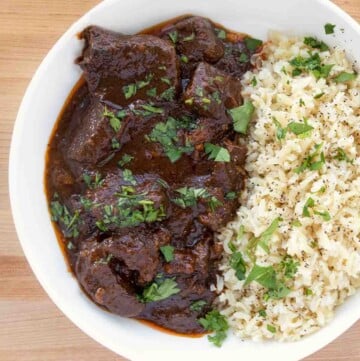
[[162, 17, 224, 64], [187, 117, 231, 146], [78, 26, 179, 106], [215, 40, 253, 78], [226, 141, 247, 167], [198, 187, 236, 231], [66, 100, 122, 166], [164, 236, 214, 276], [183, 62, 243, 118], [75, 243, 144, 317]]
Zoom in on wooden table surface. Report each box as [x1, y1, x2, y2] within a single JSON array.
[[0, 1, 359, 360]]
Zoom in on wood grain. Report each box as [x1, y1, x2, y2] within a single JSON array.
[[0, 1, 359, 360]]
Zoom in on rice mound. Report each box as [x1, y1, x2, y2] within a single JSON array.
[[217, 32, 360, 341]]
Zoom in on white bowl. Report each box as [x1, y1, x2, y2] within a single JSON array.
[[9, 0, 360, 360]]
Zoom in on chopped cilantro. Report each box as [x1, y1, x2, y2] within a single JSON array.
[[230, 251, 247, 281], [324, 23, 336, 34], [146, 87, 157, 97], [83, 172, 104, 189], [141, 104, 164, 114], [314, 92, 325, 99], [279, 256, 299, 279], [244, 37, 263, 51], [239, 53, 249, 63], [251, 77, 258, 86], [160, 245, 174, 262], [208, 196, 222, 212], [111, 138, 120, 149], [333, 148, 353, 163], [103, 107, 122, 132], [267, 325, 276, 333], [122, 169, 137, 185], [172, 187, 208, 208], [118, 154, 134, 168], [302, 197, 315, 217], [272, 117, 287, 141], [295, 143, 325, 173], [198, 310, 229, 347], [140, 276, 180, 302], [228, 101, 255, 134], [314, 210, 331, 221], [334, 72, 357, 83], [305, 288, 313, 296], [291, 220, 302, 227], [215, 28, 226, 39], [180, 54, 189, 63], [204, 143, 230, 162], [160, 86, 175, 101], [148, 117, 194, 162], [304, 37, 329, 52], [122, 83, 137, 100], [168, 30, 178, 43], [246, 217, 282, 260], [287, 121, 314, 136], [259, 309, 267, 318], [190, 300, 207, 312], [225, 191, 237, 200], [289, 53, 334, 79], [50, 197, 80, 238]]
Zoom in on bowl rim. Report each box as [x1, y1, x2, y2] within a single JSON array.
[[9, 0, 360, 360]]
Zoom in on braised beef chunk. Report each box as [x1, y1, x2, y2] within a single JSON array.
[[78, 26, 179, 106], [46, 16, 258, 335], [183, 62, 243, 118]]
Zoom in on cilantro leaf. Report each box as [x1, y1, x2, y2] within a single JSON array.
[[168, 31, 178, 43], [246, 217, 281, 260], [295, 144, 325, 173], [198, 310, 229, 347], [244, 37, 263, 51], [204, 143, 230, 162], [324, 23, 336, 34], [172, 187, 209, 208], [230, 251, 247, 281], [190, 300, 207, 312], [123, 83, 137, 100], [272, 117, 287, 141], [279, 256, 299, 279], [118, 154, 134, 168], [141, 277, 180, 302], [287, 121, 314, 136], [333, 72, 357, 83], [302, 197, 315, 217], [333, 148, 353, 163], [160, 245, 174, 262], [304, 37, 329, 52], [228, 101, 255, 134], [122, 169, 137, 185]]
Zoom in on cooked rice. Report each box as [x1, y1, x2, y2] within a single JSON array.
[[217, 32, 360, 341]]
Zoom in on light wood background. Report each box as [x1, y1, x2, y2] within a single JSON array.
[[0, 1, 359, 360]]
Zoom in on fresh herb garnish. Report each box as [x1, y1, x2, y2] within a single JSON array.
[[251, 77, 258, 86], [160, 86, 175, 101], [324, 23, 336, 35], [291, 220, 302, 227], [305, 288, 313, 296], [103, 107, 122, 132], [245, 264, 290, 300], [122, 83, 137, 100], [230, 251, 247, 281], [204, 143, 230, 162], [295, 143, 325, 173], [287, 121, 314, 137], [160, 245, 174, 262], [225, 191, 237, 200], [172, 187, 209, 208], [148, 117, 194, 162], [228, 101, 255, 134], [141, 104, 164, 114], [168, 31, 178, 43], [259, 309, 267, 318], [122, 169, 137, 185], [111, 138, 120, 149], [180, 55, 189, 63], [146, 87, 157, 97], [267, 324, 276, 333], [272, 117, 287, 141], [118, 154, 134, 168], [333, 148, 353, 163], [239, 53, 249, 63], [95, 186, 166, 231], [302, 197, 331, 221], [198, 310, 229, 347], [289, 53, 334, 79], [314, 92, 325, 99], [140, 276, 180, 302], [333, 72, 357, 83], [246, 218, 282, 260], [279, 256, 299, 279], [190, 300, 207, 312], [83, 172, 104, 189], [50, 197, 80, 238], [244, 37, 263, 51], [208, 196, 222, 212], [215, 28, 226, 39], [304, 37, 329, 52]]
